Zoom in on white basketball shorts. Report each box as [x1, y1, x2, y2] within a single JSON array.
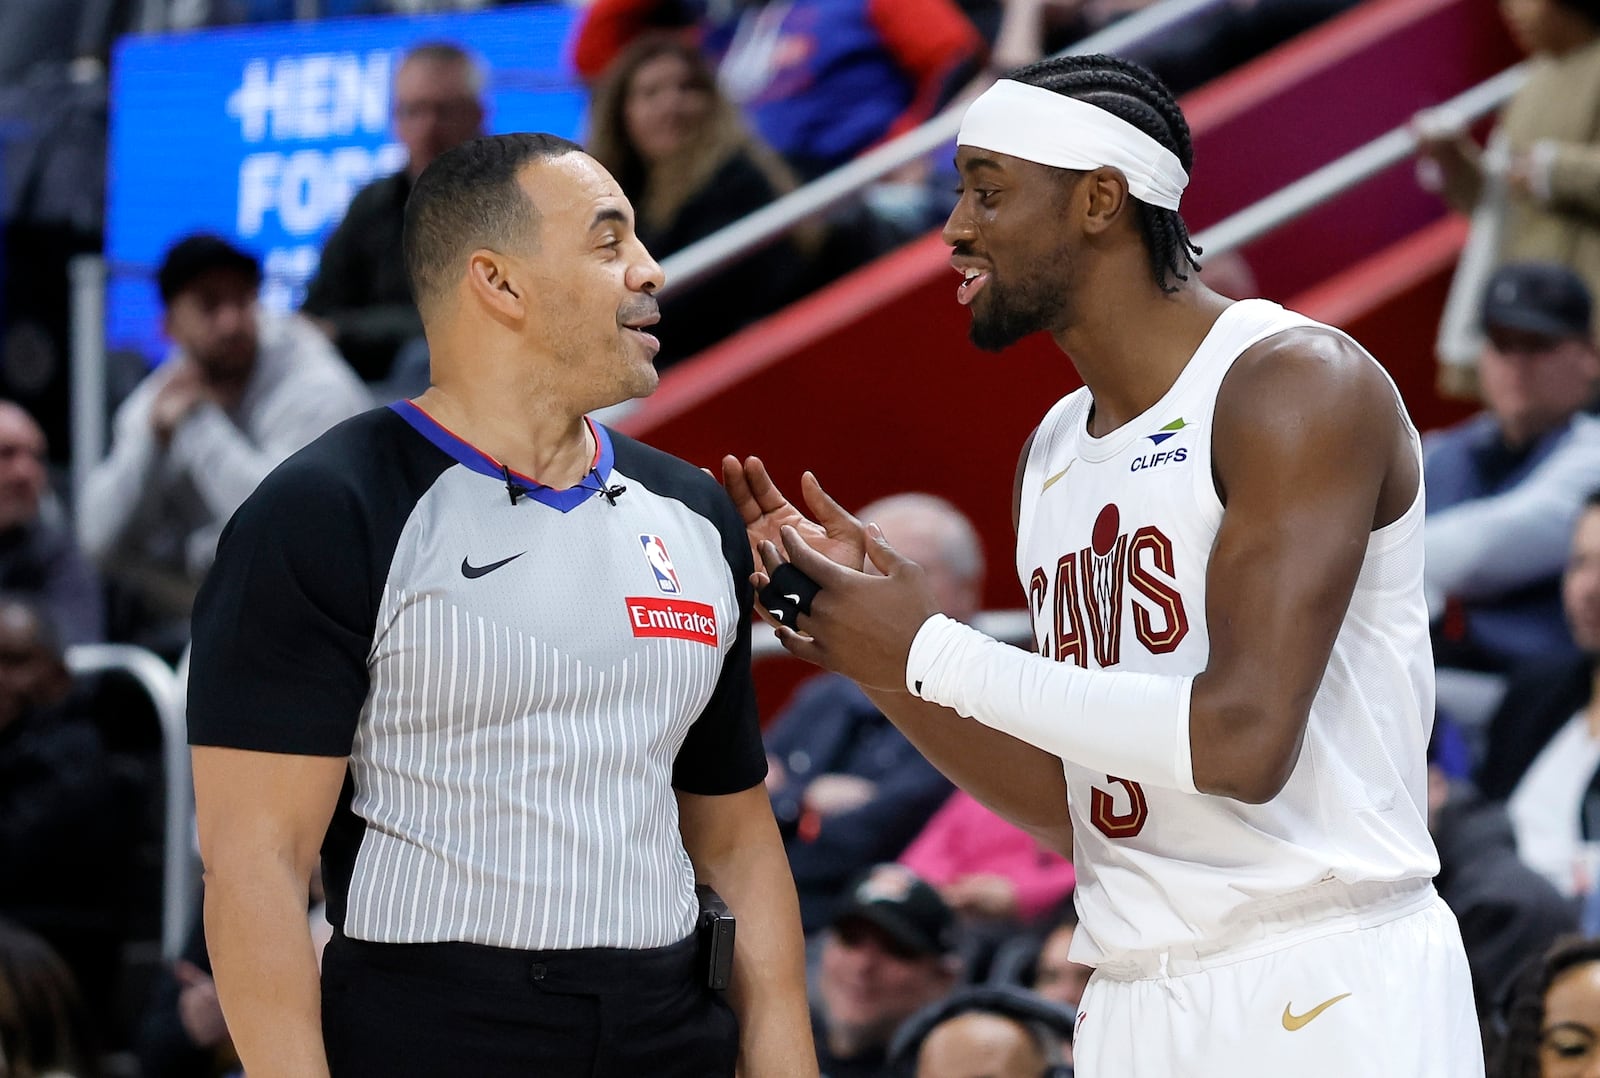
[[1072, 881, 1482, 1077]]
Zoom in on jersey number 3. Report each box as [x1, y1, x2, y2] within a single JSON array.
[[1028, 512, 1189, 840]]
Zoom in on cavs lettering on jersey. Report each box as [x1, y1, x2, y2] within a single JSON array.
[[1015, 300, 1439, 967]]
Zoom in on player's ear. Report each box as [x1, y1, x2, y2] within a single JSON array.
[[1080, 167, 1131, 236]]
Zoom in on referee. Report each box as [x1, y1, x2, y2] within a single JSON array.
[[187, 133, 814, 1077]]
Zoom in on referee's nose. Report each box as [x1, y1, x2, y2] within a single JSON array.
[[627, 244, 665, 296]]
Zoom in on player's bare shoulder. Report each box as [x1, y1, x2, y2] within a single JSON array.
[[1213, 325, 1416, 523]]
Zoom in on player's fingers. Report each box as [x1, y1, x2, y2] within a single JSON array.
[[779, 526, 851, 585], [802, 472, 865, 538], [774, 624, 825, 666], [744, 456, 795, 516], [750, 566, 781, 621], [758, 540, 788, 576], [863, 521, 915, 576], [720, 455, 761, 524]]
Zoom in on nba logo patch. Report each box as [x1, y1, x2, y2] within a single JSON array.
[[640, 535, 682, 594]]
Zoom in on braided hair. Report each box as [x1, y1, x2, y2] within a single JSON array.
[[1008, 54, 1202, 292], [1491, 935, 1600, 1078]]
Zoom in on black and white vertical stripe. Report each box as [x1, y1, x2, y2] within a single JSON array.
[[343, 583, 730, 950]]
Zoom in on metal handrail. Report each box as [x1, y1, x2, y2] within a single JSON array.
[[1194, 63, 1528, 257], [63, 642, 194, 961], [657, 0, 1234, 297]]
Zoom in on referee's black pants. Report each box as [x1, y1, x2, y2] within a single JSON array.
[[321, 930, 738, 1077]]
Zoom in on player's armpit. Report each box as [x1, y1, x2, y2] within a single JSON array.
[[1191, 330, 1418, 803]]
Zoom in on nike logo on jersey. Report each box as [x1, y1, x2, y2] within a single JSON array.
[[1041, 460, 1074, 492], [461, 552, 526, 579], [1281, 993, 1351, 1031]]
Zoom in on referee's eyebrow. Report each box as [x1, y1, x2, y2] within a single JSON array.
[[589, 206, 631, 232]]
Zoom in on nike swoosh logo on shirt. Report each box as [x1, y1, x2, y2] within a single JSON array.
[[461, 552, 526, 579], [1041, 460, 1075, 493]]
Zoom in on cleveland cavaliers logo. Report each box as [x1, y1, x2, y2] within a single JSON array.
[[1028, 503, 1190, 668], [1028, 503, 1190, 841]]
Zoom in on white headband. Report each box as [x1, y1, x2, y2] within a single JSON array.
[[957, 79, 1189, 211]]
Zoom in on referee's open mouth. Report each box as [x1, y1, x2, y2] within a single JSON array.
[[620, 304, 662, 356]]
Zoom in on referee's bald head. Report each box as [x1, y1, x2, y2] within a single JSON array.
[[402, 132, 584, 319]]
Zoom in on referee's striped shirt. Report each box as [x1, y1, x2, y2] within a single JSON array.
[[188, 403, 765, 951]]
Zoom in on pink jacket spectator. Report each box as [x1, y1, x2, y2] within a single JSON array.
[[899, 790, 1076, 921]]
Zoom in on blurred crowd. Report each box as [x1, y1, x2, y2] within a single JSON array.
[[5, 0, 1600, 1076]]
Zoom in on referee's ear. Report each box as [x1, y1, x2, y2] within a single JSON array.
[[465, 248, 526, 321]]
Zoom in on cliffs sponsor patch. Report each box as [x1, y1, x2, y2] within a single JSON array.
[[626, 596, 718, 645]]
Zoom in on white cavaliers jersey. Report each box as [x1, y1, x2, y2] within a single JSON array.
[[1015, 299, 1439, 966]]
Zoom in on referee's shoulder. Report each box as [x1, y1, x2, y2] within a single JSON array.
[[240, 406, 411, 522], [605, 426, 731, 508]]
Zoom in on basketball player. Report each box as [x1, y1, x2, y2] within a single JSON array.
[[723, 54, 1481, 1076]]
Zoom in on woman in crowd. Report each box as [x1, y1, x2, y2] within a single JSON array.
[[1493, 936, 1600, 1076], [587, 34, 812, 368]]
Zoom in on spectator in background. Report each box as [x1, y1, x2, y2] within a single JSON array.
[[813, 864, 962, 1078], [79, 235, 369, 647], [0, 402, 102, 645], [898, 790, 1075, 962], [1489, 935, 1600, 1077], [1027, 905, 1093, 1014], [986, 0, 1357, 94], [1416, 0, 1600, 390], [0, 918, 99, 1078], [1425, 262, 1600, 671], [587, 35, 810, 367], [301, 41, 485, 389], [766, 494, 983, 933], [1429, 723, 1577, 1028], [887, 985, 1077, 1078], [572, 0, 985, 182], [1472, 491, 1600, 902], [0, 597, 129, 1044]]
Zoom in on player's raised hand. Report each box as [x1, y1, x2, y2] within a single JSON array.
[[758, 521, 941, 692], [720, 455, 867, 573]]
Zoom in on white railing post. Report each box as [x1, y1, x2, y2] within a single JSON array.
[[68, 254, 107, 528]]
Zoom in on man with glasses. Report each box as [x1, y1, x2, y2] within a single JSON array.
[[301, 41, 486, 388]]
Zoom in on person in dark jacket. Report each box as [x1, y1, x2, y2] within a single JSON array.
[[586, 35, 813, 368], [300, 41, 485, 385], [1432, 772, 1579, 1023], [0, 597, 129, 1037]]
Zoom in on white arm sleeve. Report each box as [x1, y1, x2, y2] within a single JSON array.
[[905, 614, 1197, 794]]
